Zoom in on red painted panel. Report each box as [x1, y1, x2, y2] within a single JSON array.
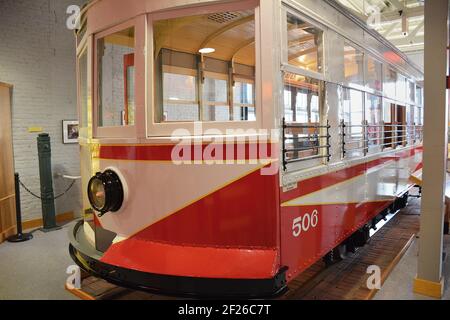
[[101, 238, 279, 279], [131, 165, 280, 248], [280, 201, 391, 281], [99, 143, 275, 161]]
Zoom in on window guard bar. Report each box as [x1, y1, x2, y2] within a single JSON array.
[[281, 118, 423, 170], [284, 135, 330, 140], [282, 118, 331, 171], [285, 145, 331, 153], [340, 120, 423, 158]]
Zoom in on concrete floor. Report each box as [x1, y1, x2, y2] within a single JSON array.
[[0, 222, 79, 300], [0, 217, 449, 300], [374, 234, 450, 300]]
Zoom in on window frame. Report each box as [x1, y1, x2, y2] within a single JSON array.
[[76, 34, 91, 139], [281, 6, 326, 82], [146, 0, 262, 137], [340, 86, 366, 159], [93, 16, 146, 139], [282, 72, 326, 171], [343, 40, 365, 89], [364, 92, 383, 153], [364, 54, 383, 94]]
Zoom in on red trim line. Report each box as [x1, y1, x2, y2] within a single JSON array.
[[99, 143, 275, 161]]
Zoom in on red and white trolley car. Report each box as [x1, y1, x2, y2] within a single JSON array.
[[70, 0, 424, 297]]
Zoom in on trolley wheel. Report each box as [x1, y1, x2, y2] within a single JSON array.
[[323, 244, 346, 267]]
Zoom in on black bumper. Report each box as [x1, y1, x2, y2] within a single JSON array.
[[69, 221, 287, 299]]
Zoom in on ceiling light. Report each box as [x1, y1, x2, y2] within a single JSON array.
[[199, 47, 215, 54]]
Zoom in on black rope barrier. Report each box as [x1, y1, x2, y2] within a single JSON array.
[[18, 178, 76, 201]]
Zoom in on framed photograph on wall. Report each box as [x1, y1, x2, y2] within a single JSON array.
[[62, 120, 79, 144]]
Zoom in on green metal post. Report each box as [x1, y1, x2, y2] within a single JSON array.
[[37, 133, 58, 231]]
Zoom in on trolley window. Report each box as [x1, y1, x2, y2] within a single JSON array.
[[383, 99, 392, 124], [340, 88, 364, 158], [233, 78, 255, 121], [406, 105, 415, 145], [415, 106, 423, 125], [202, 73, 229, 122], [416, 85, 423, 106], [153, 10, 256, 123], [365, 55, 382, 92], [382, 100, 401, 150], [285, 12, 323, 74], [383, 66, 397, 99], [160, 61, 199, 122], [344, 42, 364, 88], [97, 27, 135, 127], [282, 72, 326, 171], [397, 74, 407, 103], [407, 80, 415, 104], [365, 93, 382, 151]]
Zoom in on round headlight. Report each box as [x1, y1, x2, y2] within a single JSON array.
[[87, 170, 124, 215]]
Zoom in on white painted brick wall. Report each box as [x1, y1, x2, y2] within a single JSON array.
[[0, 0, 86, 221]]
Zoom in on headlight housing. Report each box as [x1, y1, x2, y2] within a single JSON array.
[[87, 170, 124, 215]]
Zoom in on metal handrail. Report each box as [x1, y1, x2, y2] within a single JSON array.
[[284, 123, 330, 129], [344, 123, 410, 128]]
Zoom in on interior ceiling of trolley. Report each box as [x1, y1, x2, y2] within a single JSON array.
[[154, 10, 256, 66], [336, 0, 424, 53]]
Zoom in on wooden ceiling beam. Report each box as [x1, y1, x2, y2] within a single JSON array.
[[231, 38, 255, 62]]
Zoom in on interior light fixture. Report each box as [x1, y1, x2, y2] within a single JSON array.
[[199, 47, 215, 54]]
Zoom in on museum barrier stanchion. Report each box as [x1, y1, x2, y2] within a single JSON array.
[[37, 133, 60, 232], [7, 173, 33, 243], [15, 133, 78, 233]]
